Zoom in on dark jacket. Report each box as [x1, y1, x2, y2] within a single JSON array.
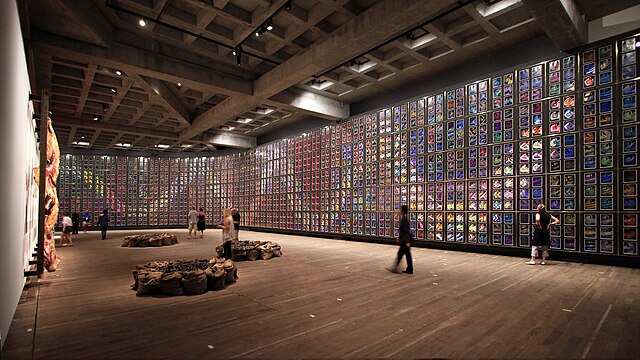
[[98, 214, 110, 229], [399, 215, 412, 245]]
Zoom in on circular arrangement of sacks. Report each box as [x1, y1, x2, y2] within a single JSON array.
[[121, 233, 178, 247], [216, 240, 283, 261], [132, 258, 238, 296]]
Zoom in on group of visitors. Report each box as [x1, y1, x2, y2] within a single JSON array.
[[187, 207, 240, 260], [58, 203, 558, 270], [57, 209, 111, 247]]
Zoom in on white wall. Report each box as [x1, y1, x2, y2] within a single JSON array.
[[0, 0, 37, 349]]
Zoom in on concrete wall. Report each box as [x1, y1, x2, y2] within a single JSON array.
[[0, 0, 36, 349]]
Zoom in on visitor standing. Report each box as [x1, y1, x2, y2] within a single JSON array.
[[82, 209, 91, 233], [387, 205, 413, 274], [526, 204, 560, 265], [197, 207, 206, 238], [71, 211, 80, 234], [97, 209, 110, 240], [232, 208, 241, 241], [218, 208, 235, 259], [187, 207, 198, 238], [59, 211, 74, 247]]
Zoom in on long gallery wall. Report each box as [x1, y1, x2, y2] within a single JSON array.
[[58, 34, 640, 259]]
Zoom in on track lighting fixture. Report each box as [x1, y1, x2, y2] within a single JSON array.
[[236, 50, 242, 66], [138, 19, 146, 27], [285, 1, 291, 10], [102, 103, 108, 112], [266, 18, 274, 31]]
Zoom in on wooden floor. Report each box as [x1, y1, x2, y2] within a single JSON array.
[[3, 229, 639, 358]]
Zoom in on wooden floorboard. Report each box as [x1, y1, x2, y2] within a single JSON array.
[[2, 229, 640, 358]]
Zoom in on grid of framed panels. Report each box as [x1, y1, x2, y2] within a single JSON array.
[[57, 36, 639, 259], [58, 155, 224, 227]]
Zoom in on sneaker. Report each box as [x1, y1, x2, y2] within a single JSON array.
[[540, 261, 546, 265], [525, 261, 536, 265]]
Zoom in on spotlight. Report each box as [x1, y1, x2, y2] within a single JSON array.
[[177, 82, 182, 87], [138, 19, 146, 27], [285, 0, 291, 10], [102, 103, 108, 112], [115, 70, 122, 76], [266, 18, 273, 31], [93, 116, 99, 121], [236, 51, 241, 66], [232, 45, 242, 56], [110, 88, 117, 93], [255, 26, 266, 36]]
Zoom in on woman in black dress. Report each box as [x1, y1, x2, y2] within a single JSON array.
[[526, 204, 560, 265], [197, 207, 206, 238]]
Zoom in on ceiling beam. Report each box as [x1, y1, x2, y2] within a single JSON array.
[[202, 132, 256, 149], [521, 0, 587, 51], [103, 77, 134, 122], [132, 74, 191, 127], [54, 115, 177, 139], [268, 88, 348, 120], [253, 0, 459, 98], [74, 64, 97, 117], [181, 0, 459, 139], [31, 29, 253, 96]]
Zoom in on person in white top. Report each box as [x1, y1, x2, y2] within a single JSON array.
[[187, 207, 199, 238], [218, 208, 236, 259], [59, 211, 74, 247]]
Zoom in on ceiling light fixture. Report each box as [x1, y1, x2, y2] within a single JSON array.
[[177, 82, 182, 87], [285, 1, 291, 10], [266, 18, 274, 31], [72, 141, 90, 146], [180, 144, 192, 148], [93, 116, 100, 121], [156, 144, 170, 149], [255, 26, 266, 37], [110, 88, 117, 93], [102, 103, 108, 112], [138, 19, 146, 27], [237, 117, 253, 124], [115, 142, 131, 148], [236, 50, 242, 66], [115, 70, 122, 76]]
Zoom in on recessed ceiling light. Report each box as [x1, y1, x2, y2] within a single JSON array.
[[93, 116, 99, 121], [177, 82, 182, 87], [115, 143, 131, 148], [237, 117, 253, 124], [266, 18, 274, 31], [180, 144, 192, 148], [139, 19, 146, 27], [81, 136, 85, 139], [72, 141, 90, 146], [115, 70, 122, 76], [256, 107, 274, 115], [156, 144, 170, 149], [110, 88, 117, 93]]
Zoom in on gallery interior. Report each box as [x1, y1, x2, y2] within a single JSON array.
[[1, 0, 639, 357]]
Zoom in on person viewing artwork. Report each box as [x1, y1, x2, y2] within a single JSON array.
[[232, 208, 241, 241], [526, 204, 560, 265], [97, 209, 110, 240], [71, 211, 80, 234], [196, 207, 206, 238], [81, 209, 91, 233], [59, 211, 74, 247], [187, 206, 198, 239], [218, 208, 236, 260], [387, 205, 413, 274]]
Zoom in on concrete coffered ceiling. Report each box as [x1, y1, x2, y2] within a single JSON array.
[[21, 0, 638, 152]]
